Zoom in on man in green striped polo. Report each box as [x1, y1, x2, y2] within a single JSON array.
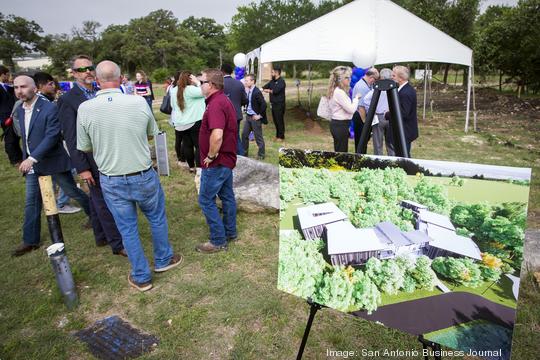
[[77, 60, 182, 292]]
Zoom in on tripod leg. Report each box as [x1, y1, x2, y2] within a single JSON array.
[[387, 87, 409, 158], [356, 89, 381, 154]]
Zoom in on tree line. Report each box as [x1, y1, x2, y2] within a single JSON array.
[[1, 0, 538, 92]]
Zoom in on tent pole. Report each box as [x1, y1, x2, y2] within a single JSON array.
[[308, 63, 313, 115], [465, 65, 472, 133], [472, 57, 477, 132], [423, 63, 428, 121], [428, 63, 433, 119]]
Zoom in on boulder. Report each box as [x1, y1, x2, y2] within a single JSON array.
[[195, 156, 279, 213]]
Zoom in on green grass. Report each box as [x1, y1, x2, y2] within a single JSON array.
[[407, 176, 531, 205], [0, 85, 538, 359], [441, 276, 516, 309]]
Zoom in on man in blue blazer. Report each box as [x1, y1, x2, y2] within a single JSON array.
[[221, 63, 248, 156], [241, 74, 267, 159], [391, 65, 418, 156], [57, 54, 125, 256], [11, 75, 91, 257]]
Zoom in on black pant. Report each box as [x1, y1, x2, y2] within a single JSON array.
[[271, 102, 285, 139], [330, 120, 350, 153], [174, 130, 185, 162], [178, 121, 201, 168], [2, 125, 23, 164], [241, 115, 265, 157], [89, 172, 123, 252], [352, 111, 364, 152]]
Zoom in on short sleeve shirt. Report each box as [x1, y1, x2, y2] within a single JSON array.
[[198, 91, 238, 169]]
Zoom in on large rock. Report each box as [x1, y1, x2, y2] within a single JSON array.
[[194, 156, 279, 213], [523, 229, 540, 273]]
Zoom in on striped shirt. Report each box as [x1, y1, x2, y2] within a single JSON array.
[[76, 88, 158, 176]]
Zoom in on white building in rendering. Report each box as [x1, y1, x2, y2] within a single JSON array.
[[297, 201, 482, 266]]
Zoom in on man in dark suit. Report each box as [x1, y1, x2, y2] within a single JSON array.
[[11, 75, 91, 256], [221, 63, 248, 156], [57, 55, 125, 256], [262, 66, 286, 141], [0, 65, 23, 165], [390, 65, 418, 156], [241, 74, 267, 160]]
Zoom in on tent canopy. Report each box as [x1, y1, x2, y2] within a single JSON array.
[[247, 0, 472, 67]]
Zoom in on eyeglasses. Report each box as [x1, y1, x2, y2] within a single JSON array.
[[46, 81, 55, 86], [73, 66, 95, 73], [200, 80, 210, 85]]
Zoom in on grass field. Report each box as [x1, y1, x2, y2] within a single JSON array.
[[0, 84, 538, 359]]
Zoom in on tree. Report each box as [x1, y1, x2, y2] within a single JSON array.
[[121, 10, 198, 73], [180, 17, 227, 68], [474, 0, 540, 94], [0, 13, 44, 69]]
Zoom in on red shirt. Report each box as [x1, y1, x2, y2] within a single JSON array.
[[199, 90, 238, 169]]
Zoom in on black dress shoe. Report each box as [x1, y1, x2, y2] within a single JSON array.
[[96, 240, 108, 247], [11, 244, 40, 257]]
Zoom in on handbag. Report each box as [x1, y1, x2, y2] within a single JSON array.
[[160, 90, 172, 115], [317, 95, 332, 121]]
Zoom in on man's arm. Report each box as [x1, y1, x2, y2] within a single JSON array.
[[240, 83, 248, 106], [203, 128, 223, 167], [76, 110, 93, 153], [28, 104, 62, 161], [58, 96, 92, 172], [256, 89, 267, 115], [262, 80, 271, 90]]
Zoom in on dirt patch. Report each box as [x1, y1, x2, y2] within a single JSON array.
[[289, 106, 326, 135], [420, 85, 540, 117]]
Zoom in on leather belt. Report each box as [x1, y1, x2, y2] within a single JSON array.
[[104, 167, 153, 177]]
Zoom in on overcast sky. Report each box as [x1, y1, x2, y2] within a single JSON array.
[[3, 0, 518, 36]]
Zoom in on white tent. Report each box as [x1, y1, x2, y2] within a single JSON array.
[[246, 0, 476, 132]]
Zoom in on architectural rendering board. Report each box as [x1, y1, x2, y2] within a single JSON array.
[[278, 149, 532, 359]]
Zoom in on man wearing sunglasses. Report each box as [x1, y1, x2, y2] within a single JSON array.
[[57, 55, 126, 257]]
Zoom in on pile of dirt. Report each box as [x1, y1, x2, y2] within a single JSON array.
[[289, 106, 325, 135]]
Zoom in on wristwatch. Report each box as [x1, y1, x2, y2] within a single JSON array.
[[207, 153, 217, 160]]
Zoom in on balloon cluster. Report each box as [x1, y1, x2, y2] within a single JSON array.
[[59, 81, 72, 92], [234, 66, 245, 80]]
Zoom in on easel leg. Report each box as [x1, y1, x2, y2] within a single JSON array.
[[418, 335, 442, 360], [296, 300, 323, 360]]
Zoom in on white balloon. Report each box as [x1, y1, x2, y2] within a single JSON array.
[[352, 47, 376, 68], [233, 53, 247, 68]]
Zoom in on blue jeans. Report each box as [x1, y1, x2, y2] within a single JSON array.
[[23, 171, 90, 246], [198, 166, 237, 247], [54, 169, 77, 207], [100, 169, 172, 283]]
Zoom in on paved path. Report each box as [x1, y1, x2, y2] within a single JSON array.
[[352, 291, 515, 335]]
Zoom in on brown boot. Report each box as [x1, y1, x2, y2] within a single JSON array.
[[11, 243, 40, 257], [195, 242, 227, 254]]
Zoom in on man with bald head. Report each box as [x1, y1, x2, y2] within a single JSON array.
[[11, 75, 91, 257], [58, 54, 126, 256], [389, 65, 418, 155], [77, 60, 182, 292]]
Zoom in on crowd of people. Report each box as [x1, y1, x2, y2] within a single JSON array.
[[0, 56, 277, 292], [326, 65, 418, 156], [1, 55, 419, 291]]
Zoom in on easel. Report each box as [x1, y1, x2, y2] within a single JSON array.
[[418, 335, 442, 360], [296, 298, 325, 360], [355, 79, 410, 158]]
